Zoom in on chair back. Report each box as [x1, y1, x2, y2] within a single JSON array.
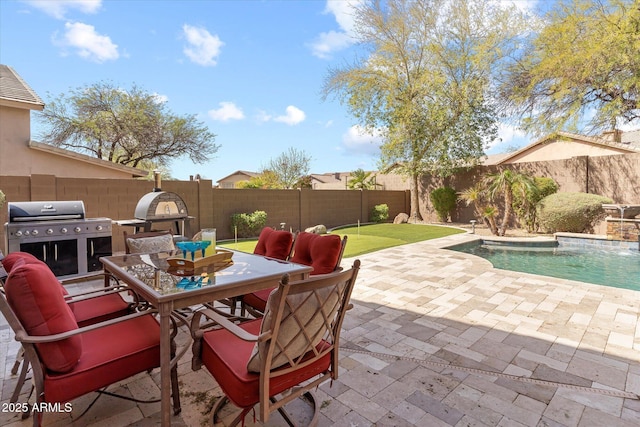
[[123, 230, 175, 254], [290, 232, 348, 275], [248, 260, 360, 419], [253, 227, 295, 260]]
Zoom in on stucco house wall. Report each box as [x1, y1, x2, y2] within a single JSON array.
[[503, 138, 633, 164], [0, 64, 146, 179], [497, 131, 639, 165]]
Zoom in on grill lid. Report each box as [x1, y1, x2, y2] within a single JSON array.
[[134, 191, 188, 221], [8, 201, 86, 222]]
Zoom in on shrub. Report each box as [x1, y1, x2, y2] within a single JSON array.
[[537, 192, 612, 233], [230, 210, 267, 238], [370, 204, 389, 223], [512, 177, 559, 232], [429, 187, 457, 222]]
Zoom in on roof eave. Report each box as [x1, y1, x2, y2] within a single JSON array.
[[0, 98, 45, 111], [28, 141, 148, 177]]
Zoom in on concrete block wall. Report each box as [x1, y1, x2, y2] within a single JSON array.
[[0, 176, 409, 254]]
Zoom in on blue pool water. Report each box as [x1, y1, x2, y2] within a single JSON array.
[[450, 242, 640, 291]]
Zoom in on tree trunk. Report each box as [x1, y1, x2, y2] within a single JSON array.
[[499, 190, 513, 236], [410, 173, 423, 221]]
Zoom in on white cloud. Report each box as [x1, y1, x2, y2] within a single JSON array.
[[23, 0, 102, 19], [341, 125, 383, 155], [310, 31, 353, 60], [182, 24, 223, 67], [152, 93, 168, 104], [208, 102, 245, 122], [309, 0, 363, 59], [485, 122, 528, 152], [325, 0, 360, 34], [274, 106, 306, 125], [55, 21, 119, 62], [255, 110, 272, 123], [498, 0, 539, 15]]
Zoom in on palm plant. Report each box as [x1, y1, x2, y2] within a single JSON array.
[[348, 169, 379, 190], [483, 170, 536, 236], [459, 184, 498, 235]]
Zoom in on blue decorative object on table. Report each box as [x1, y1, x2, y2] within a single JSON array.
[[176, 276, 204, 290], [176, 240, 211, 260]]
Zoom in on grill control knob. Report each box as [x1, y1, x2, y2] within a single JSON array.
[[61, 227, 68, 234], [46, 229, 54, 235], [24, 230, 30, 236], [74, 227, 82, 233], [96, 225, 103, 231], [15, 231, 23, 237], [31, 230, 39, 236]]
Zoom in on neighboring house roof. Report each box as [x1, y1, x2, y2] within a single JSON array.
[[310, 172, 349, 184], [0, 64, 45, 110], [216, 170, 260, 188], [495, 130, 640, 165], [620, 129, 640, 148], [29, 141, 148, 177], [216, 170, 258, 183], [481, 153, 511, 165]]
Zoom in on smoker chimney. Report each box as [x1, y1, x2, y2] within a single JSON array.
[[153, 170, 162, 192]]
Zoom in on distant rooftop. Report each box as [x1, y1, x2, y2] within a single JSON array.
[[0, 64, 44, 110]]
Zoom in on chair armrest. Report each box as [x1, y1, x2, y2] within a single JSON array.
[[14, 309, 158, 344], [191, 308, 259, 342], [60, 271, 119, 287], [191, 307, 264, 371], [62, 284, 132, 302]]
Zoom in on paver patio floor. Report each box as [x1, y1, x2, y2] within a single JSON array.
[[2, 232, 639, 426]]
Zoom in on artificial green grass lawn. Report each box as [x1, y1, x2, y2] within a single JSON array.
[[219, 223, 465, 258]]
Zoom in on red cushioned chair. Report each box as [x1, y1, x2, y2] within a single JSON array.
[[0, 260, 179, 426], [190, 260, 360, 426], [1, 252, 137, 404], [241, 232, 347, 317], [232, 227, 296, 316]]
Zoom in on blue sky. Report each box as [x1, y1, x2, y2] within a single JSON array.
[[1, 0, 540, 183]]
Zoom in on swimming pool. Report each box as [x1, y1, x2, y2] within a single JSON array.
[[450, 241, 640, 291]]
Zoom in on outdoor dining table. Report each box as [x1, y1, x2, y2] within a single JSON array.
[[100, 249, 313, 426]]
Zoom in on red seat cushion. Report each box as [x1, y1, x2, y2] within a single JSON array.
[[4, 262, 82, 373], [201, 319, 331, 409], [70, 294, 131, 327], [290, 232, 342, 275], [43, 314, 161, 403], [253, 228, 293, 260]]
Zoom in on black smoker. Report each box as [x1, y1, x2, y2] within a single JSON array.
[[4, 201, 112, 278]]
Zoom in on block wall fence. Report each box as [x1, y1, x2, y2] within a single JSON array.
[[0, 175, 410, 254], [377, 153, 640, 226], [1, 152, 638, 253]]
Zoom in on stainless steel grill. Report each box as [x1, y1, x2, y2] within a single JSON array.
[[5, 201, 112, 278]]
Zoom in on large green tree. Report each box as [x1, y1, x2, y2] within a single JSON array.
[[37, 82, 218, 171], [323, 0, 527, 220], [500, 0, 640, 135]]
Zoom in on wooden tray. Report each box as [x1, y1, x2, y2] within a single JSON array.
[[166, 249, 233, 270]]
